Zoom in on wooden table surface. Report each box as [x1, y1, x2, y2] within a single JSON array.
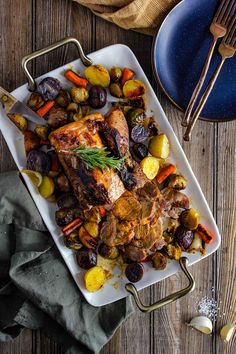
[[0, 1, 235, 353]]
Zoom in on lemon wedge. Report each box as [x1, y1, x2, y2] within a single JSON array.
[[21, 169, 43, 187], [220, 323, 235, 342], [187, 316, 212, 334], [38, 176, 55, 199]]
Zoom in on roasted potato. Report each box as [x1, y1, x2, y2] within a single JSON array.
[[152, 252, 167, 270], [64, 231, 83, 250], [54, 173, 71, 193], [84, 222, 99, 238], [166, 244, 182, 260], [109, 83, 123, 98], [84, 207, 101, 223], [130, 125, 149, 143], [109, 67, 122, 83], [84, 65, 110, 87], [175, 226, 194, 250], [88, 86, 107, 108], [7, 113, 28, 132], [125, 263, 144, 283], [168, 174, 187, 190], [79, 226, 98, 249], [27, 92, 44, 111], [84, 266, 106, 292], [140, 156, 160, 180], [71, 87, 89, 103], [24, 130, 40, 154], [38, 176, 55, 199], [47, 107, 68, 128], [148, 133, 170, 159], [38, 77, 61, 101], [180, 208, 199, 230], [55, 208, 82, 227], [123, 80, 146, 98], [34, 125, 49, 140], [98, 243, 119, 259], [55, 89, 71, 107], [26, 150, 51, 175], [76, 249, 97, 269]]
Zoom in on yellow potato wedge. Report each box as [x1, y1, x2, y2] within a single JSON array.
[[148, 133, 170, 159], [84, 266, 106, 292], [78, 226, 98, 249], [84, 65, 110, 87], [38, 176, 55, 199], [21, 169, 42, 187], [7, 113, 28, 132], [123, 79, 146, 98], [140, 156, 160, 180], [84, 222, 99, 238]]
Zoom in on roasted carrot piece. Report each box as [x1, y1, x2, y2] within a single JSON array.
[[156, 164, 176, 184], [121, 68, 135, 86], [64, 70, 88, 88], [62, 218, 82, 236], [98, 206, 106, 218], [196, 224, 214, 243], [36, 100, 55, 117]]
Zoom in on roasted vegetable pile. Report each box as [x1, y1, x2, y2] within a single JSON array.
[[8, 62, 215, 293]]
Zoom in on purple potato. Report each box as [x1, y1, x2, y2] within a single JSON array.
[[47, 107, 68, 128], [26, 150, 51, 175], [38, 77, 61, 101], [54, 173, 71, 193], [175, 226, 194, 250], [55, 207, 82, 227], [76, 249, 97, 269], [64, 232, 83, 250], [98, 243, 119, 259], [88, 86, 107, 108], [125, 262, 144, 283], [132, 143, 148, 160], [57, 193, 79, 209], [130, 125, 149, 143], [55, 89, 71, 107]]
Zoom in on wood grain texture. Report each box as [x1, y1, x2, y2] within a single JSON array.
[[0, 0, 236, 354]]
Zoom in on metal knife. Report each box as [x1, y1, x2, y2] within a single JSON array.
[[0, 86, 47, 125]]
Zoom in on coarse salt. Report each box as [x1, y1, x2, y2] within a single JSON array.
[[197, 296, 219, 321]]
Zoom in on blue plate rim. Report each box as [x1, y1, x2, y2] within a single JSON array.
[[151, 0, 236, 123]]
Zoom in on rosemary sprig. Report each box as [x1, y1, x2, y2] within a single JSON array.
[[71, 146, 125, 172]]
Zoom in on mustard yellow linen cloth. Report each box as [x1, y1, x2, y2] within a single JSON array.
[[73, 0, 180, 35]]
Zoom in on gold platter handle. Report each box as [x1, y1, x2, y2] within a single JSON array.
[[125, 257, 195, 313], [22, 37, 93, 92]]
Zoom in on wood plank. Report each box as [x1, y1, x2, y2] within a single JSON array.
[[94, 16, 153, 354], [215, 122, 236, 354]]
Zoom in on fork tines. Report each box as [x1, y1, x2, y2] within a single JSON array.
[[214, 0, 236, 25], [224, 15, 236, 46]]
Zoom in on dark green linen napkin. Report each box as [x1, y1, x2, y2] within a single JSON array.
[[0, 171, 134, 353]]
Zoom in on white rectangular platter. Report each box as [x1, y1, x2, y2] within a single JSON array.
[[0, 44, 221, 306]]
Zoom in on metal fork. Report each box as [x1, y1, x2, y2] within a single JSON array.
[[181, 0, 236, 127], [183, 17, 236, 141]]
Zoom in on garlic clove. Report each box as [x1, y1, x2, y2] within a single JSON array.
[[220, 323, 235, 343], [187, 316, 213, 334]]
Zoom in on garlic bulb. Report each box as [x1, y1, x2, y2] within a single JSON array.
[[220, 323, 235, 343], [187, 316, 213, 334]]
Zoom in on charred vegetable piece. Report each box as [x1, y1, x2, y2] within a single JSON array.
[[180, 208, 200, 230], [34, 125, 49, 140], [57, 193, 79, 209], [189, 233, 204, 254], [38, 77, 61, 101], [121, 68, 135, 86], [123, 80, 146, 98], [79, 226, 98, 249], [36, 100, 55, 118], [175, 226, 194, 250], [71, 87, 89, 103], [26, 150, 51, 175], [84, 65, 110, 87], [110, 67, 122, 83], [109, 83, 123, 98], [130, 125, 149, 143], [167, 174, 187, 190], [167, 244, 182, 260], [55, 208, 80, 227], [84, 207, 101, 223], [38, 176, 55, 199], [54, 173, 71, 193], [64, 231, 83, 250], [66, 102, 79, 113], [64, 70, 88, 88], [47, 107, 68, 128], [7, 113, 28, 132], [84, 222, 99, 238], [24, 131, 40, 155], [132, 143, 148, 161], [126, 108, 145, 127], [21, 169, 43, 187], [27, 92, 44, 111], [84, 266, 106, 292], [156, 164, 176, 184], [140, 156, 160, 180], [149, 133, 170, 159], [196, 224, 214, 243], [81, 105, 91, 117], [146, 118, 158, 137], [76, 249, 97, 269], [152, 252, 167, 270], [62, 218, 83, 236], [88, 86, 107, 108], [125, 263, 144, 283], [55, 89, 71, 107], [98, 243, 119, 259]]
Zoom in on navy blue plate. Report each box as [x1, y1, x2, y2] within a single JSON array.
[[152, 0, 236, 121]]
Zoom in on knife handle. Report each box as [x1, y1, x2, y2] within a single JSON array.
[[0, 87, 17, 114]]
